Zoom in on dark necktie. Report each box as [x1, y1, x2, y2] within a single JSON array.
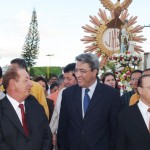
[[148, 108, 150, 133], [84, 88, 90, 114], [19, 104, 29, 136]]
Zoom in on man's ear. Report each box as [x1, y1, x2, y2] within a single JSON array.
[[9, 79, 16, 90], [137, 87, 142, 95], [93, 69, 98, 77]]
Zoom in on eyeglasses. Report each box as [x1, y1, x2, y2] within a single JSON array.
[[131, 78, 140, 81], [74, 69, 91, 74], [140, 86, 150, 90]]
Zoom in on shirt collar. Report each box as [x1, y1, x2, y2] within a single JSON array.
[[6, 94, 24, 111], [138, 100, 149, 113], [82, 79, 97, 93]]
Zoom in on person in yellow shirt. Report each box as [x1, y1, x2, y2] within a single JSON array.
[[30, 80, 49, 119], [10, 58, 49, 119], [129, 68, 150, 106], [33, 76, 55, 123], [121, 70, 142, 107], [129, 92, 140, 106]]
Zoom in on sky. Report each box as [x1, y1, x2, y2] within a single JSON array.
[[0, 0, 150, 67]]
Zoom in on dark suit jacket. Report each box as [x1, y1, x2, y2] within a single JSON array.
[[57, 82, 121, 150], [0, 95, 52, 150], [121, 90, 135, 107], [115, 104, 150, 150], [46, 98, 54, 123]]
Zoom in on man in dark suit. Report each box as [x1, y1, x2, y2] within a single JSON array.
[[10, 58, 50, 120], [0, 68, 52, 150], [115, 75, 150, 150], [121, 70, 142, 107], [57, 53, 121, 150]]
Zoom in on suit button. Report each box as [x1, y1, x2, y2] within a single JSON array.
[[81, 131, 85, 135]]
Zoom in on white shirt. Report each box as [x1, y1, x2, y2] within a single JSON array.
[[47, 85, 51, 95], [138, 100, 150, 130], [82, 80, 97, 117], [50, 88, 65, 134], [6, 94, 25, 125]]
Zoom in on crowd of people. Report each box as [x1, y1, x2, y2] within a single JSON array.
[[0, 53, 150, 150]]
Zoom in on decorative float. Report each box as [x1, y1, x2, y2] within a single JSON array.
[[81, 0, 146, 92]]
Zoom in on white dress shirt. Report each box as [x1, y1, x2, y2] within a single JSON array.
[[82, 80, 97, 117], [50, 88, 66, 134], [138, 100, 150, 130], [6, 94, 25, 125]]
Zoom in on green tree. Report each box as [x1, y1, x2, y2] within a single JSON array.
[[21, 9, 39, 67]]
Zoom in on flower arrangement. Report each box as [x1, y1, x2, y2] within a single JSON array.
[[115, 65, 134, 93], [101, 52, 142, 93], [109, 52, 142, 67]]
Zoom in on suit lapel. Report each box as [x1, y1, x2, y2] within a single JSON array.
[[24, 96, 34, 136], [131, 105, 150, 142], [1, 97, 24, 135], [73, 86, 83, 119], [85, 83, 103, 117]]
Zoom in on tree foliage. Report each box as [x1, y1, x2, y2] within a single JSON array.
[[29, 66, 62, 77], [21, 9, 39, 67]]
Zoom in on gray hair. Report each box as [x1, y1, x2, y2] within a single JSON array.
[[75, 53, 99, 71]]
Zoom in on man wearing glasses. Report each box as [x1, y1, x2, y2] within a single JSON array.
[[50, 63, 77, 150], [115, 75, 150, 150], [130, 68, 150, 106], [121, 70, 143, 107], [57, 53, 121, 150]]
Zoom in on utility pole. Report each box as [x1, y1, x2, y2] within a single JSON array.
[[46, 54, 54, 79]]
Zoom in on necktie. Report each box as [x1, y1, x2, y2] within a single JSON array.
[[84, 88, 90, 114], [148, 108, 150, 133], [19, 104, 29, 136]]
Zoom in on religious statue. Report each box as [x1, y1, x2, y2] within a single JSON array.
[[119, 20, 129, 53]]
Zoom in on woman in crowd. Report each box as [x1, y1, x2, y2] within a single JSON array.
[[101, 72, 119, 90]]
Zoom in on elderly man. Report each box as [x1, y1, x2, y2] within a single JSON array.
[[10, 58, 50, 119], [0, 68, 52, 150], [57, 53, 121, 150], [115, 75, 150, 150]]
